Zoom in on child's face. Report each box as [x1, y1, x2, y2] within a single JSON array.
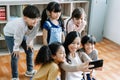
[[50, 11, 61, 20], [24, 16, 40, 29], [73, 14, 84, 27], [52, 46, 66, 63], [84, 42, 95, 54], [68, 37, 81, 54]]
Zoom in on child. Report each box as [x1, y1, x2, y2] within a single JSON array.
[[61, 31, 93, 80], [81, 35, 98, 60], [32, 42, 66, 80], [65, 7, 87, 36], [40, 1, 65, 45], [80, 34, 98, 80], [3, 5, 40, 80]]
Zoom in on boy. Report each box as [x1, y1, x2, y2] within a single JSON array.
[[3, 5, 40, 80]]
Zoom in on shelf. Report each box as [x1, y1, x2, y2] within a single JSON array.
[[0, 37, 5, 40], [0, 0, 89, 53], [0, 20, 7, 23]]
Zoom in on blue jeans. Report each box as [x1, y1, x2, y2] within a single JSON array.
[[86, 74, 96, 80], [5, 36, 34, 78]]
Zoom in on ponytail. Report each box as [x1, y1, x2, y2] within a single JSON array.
[[40, 8, 48, 29]]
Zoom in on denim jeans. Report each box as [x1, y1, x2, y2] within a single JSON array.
[[5, 36, 34, 78], [86, 74, 96, 80]]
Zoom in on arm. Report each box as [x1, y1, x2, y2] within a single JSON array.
[[60, 61, 91, 72], [61, 32, 65, 43], [79, 52, 92, 62], [79, 20, 87, 33], [26, 23, 39, 46], [13, 25, 25, 52], [43, 29, 48, 45], [91, 49, 98, 60]]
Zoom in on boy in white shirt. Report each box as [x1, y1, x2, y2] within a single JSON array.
[[3, 5, 40, 80]]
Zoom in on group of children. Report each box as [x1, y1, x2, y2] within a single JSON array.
[[33, 1, 99, 80], [3, 1, 100, 80]]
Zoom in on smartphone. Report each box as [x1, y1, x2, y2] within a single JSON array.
[[89, 59, 103, 69]]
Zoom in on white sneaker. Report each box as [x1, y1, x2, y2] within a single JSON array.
[[11, 78, 19, 80], [25, 70, 37, 77]]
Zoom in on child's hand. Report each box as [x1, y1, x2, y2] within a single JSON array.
[[27, 45, 34, 52], [12, 51, 20, 58]]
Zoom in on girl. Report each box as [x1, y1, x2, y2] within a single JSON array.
[[80, 35, 98, 80], [61, 31, 92, 80], [65, 7, 87, 36], [32, 42, 66, 80], [40, 1, 65, 45]]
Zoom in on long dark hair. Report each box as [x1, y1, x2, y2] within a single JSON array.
[[35, 42, 63, 65], [63, 31, 81, 63], [40, 1, 64, 30]]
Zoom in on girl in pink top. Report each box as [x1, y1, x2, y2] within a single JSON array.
[[65, 7, 87, 36]]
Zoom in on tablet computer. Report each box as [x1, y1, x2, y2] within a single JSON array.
[[89, 59, 103, 69]]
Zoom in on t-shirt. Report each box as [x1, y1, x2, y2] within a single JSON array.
[[32, 62, 60, 80], [65, 52, 83, 80]]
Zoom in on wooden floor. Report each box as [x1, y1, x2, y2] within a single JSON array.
[[0, 38, 120, 80]]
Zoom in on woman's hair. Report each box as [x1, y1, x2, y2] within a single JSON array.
[[40, 1, 64, 29], [63, 31, 81, 63], [23, 5, 40, 18], [35, 42, 63, 65], [81, 35, 96, 46]]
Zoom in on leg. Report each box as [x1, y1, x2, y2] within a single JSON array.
[[5, 36, 19, 78], [21, 37, 34, 72]]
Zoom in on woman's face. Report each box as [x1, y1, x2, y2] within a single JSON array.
[[52, 46, 66, 63], [84, 42, 94, 54], [68, 37, 81, 54]]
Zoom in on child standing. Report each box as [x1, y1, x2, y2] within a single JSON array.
[[40, 1, 65, 45], [32, 42, 66, 80], [80, 34, 98, 80], [65, 7, 87, 36], [3, 5, 40, 80]]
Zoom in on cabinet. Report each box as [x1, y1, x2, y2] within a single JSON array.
[[0, 0, 89, 54]]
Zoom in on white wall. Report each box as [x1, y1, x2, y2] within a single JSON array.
[[103, 0, 120, 45]]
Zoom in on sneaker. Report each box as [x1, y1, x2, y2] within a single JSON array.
[[25, 70, 37, 77], [11, 78, 19, 80]]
